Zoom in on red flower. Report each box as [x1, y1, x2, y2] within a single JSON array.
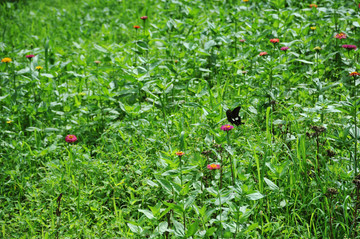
[[65, 134, 78, 143], [350, 72, 360, 76], [270, 38, 279, 43], [140, 16, 148, 21], [26, 54, 35, 59], [176, 151, 185, 156], [259, 52, 268, 56], [280, 47, 289, 51], [309, 3, 318, 8], [134, 25, 141, 29]]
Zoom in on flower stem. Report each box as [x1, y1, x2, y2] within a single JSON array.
[[217, 179, 223, 238], [354, 76, 358, 175], [226, 131, 235, 186], [179, 155, 185, 231]]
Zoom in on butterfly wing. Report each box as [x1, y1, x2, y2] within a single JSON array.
[[226, 109, 234, 124], [227, 106, 243, 126]]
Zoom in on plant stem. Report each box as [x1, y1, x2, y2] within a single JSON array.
[[354, 75, 358, 175], [329, 197, 334, 239], [217, 177, 223, 238], [179, 155, 185, 231], [226, 131, 235, 186], [351, 187, 360, 238]]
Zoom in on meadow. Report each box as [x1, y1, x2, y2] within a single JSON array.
[[1, 0, 360, 238]]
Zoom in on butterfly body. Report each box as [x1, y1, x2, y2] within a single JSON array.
[[226, 106, 244, 126]]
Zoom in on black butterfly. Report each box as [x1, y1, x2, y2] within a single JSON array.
[[226, 106, 244, 126]]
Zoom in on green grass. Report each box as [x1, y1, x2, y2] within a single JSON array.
[[1, 0, 360, 238]]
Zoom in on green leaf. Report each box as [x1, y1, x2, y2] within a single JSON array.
[[0, 94, 9, 101], [156, 222, 168, 234], [138, 209, 155, 220], [294, 59, 314, 65], [205, 227, 216, 236], [26, 127, 42, 132], [156, 179, 173, 194], [184, 195, 196, 209], [245, 223, 258, 233], [127, 223, 143, 234], [172, 220, 185, 237], [44, 128, 59, 132], [185, 220, 199, 237], [264, 177, 279, 191], [42, 73, 54, 78], [145, 179, 158, 187], [93, 43, 108, 53], [246, 192, 264, 200], [137, 40, 149, 50]]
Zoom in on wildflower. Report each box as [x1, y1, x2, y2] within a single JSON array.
[[35, 66, 43, 71], [140, 16, 148, 21], [94, 61, 101, 64], [174, 60, 179, 63], [6, 120, 13, 124], [65, 134, 78, 143], [134, 25, 141, 29], [221, 124, 234, 131], [342, 45, 357, 50], [1, 57, 12, 63], [241, 70, 248, 74], [26, 54, 35, 59], [280, 46, 289, 51], [239, 39, 246, 42], [309, 3, 318, 8], [310, 26, 316, 30], [176, 151, 185, 156], [350, 72, 360, 76], [335, 33, 346, 39], [270, 38, 279, 43], [207, 164, 221, 170], [259, 52, 268, 56], [243, 0, 249, 2], [313, 46, 322, 51]]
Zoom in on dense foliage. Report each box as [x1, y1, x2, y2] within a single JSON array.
[[1, 0, 360, 238]]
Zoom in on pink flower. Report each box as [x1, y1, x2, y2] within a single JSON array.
[[259, 52, 268, 56], [26, 54, 35, 59], [239, 39, 246, 42], [140, 16, 148, 21], [207, 164, 221, 170], [280, 46, 289, 51], [335, 33, 346, 39], [342, 45, 357, 50], [221, 124, 234, 131], [65, 134, 78, 143]]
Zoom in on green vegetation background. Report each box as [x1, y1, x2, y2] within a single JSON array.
[[1, 0, 360, 238]]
